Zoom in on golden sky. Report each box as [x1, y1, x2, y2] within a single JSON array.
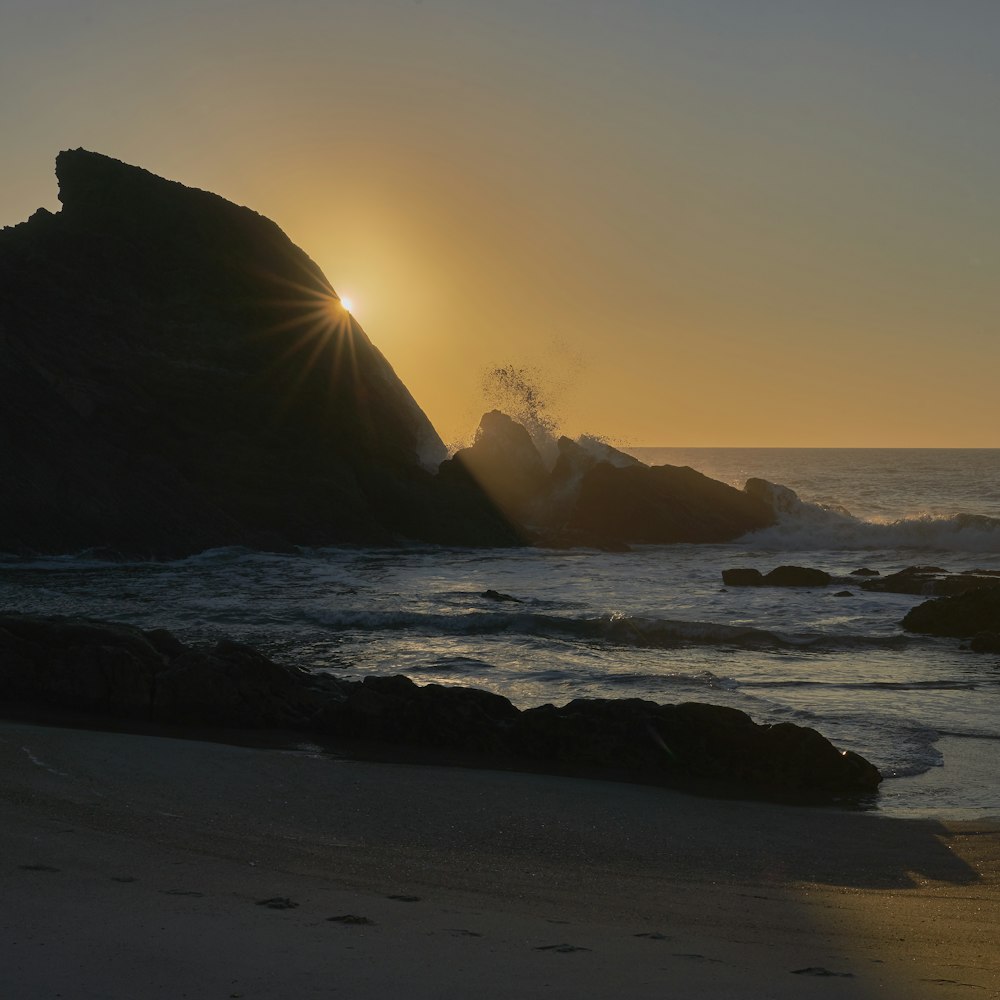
[[3, 1, 998, 446]]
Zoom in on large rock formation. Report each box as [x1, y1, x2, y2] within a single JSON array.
[[901, 586, 1000, 643], [862, 566, 1000, 597], [0, 150, 515, 555], [439, 412, 775, 546], [0, 613, 881, 801]]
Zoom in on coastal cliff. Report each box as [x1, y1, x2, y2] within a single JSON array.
[[1, 151, 776, 556], [0, 150, 514, 555]]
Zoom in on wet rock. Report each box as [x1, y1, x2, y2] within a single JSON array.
[[762, 566, 831, 587], [833, 591, 853, 597], [512, 698, 880, 798], [850, 568, 880, 577], [567, 463, 775, 545], [863, 566, 1000, 597], [722, 565, 831, 588], [970, 631, 1000, 653], [901, 587, 1000, 641], [481, 589, 521, 603], [438, 410, 549, 528], [0, 613, 881, 801]]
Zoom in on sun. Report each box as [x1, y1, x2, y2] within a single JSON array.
[[340, 296, 353, 314]]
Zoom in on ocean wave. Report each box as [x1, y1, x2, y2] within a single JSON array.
[[740, 482, 1000, 552], [600, 669, 738, 691], [739, 678, 979, 692], [305, 608, 910, 653]]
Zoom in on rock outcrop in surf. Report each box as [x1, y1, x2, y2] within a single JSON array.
[[0, 613, 883, 801], [0, 150, 516, 556], [901, 585, 1000, 650], [440, 411, 775, 546]]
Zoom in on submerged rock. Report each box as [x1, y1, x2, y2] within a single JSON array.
[[0, 150, 515, 555], [0, 613, 880, 801], [722, 568, 764, 587]]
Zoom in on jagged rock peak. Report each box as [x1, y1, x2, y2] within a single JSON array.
[[0, 149, 490, 554]]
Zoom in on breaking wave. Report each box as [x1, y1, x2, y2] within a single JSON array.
[[305, 608, 909, 653], [739, 480, 1000, 553]]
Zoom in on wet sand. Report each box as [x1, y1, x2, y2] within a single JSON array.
[[1, 720, 997, 999]]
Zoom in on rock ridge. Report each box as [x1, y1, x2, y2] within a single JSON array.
[[0, 613, 882, 802]]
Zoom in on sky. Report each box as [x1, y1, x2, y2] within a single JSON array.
[[2, 0, 998, 447]]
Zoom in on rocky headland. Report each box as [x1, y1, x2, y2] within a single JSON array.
[[0, 613, 881, 802], [0, 150, 514, 556], [1, 151, 778, 557]]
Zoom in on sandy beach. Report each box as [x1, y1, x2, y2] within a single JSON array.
[[1, 720, 997, 999]]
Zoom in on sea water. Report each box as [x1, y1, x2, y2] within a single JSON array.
[[2, 448, 999, 820]]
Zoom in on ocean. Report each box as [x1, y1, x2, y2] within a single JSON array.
[[2, 448, 999, 820]]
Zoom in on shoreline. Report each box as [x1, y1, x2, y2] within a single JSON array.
[[2, 719, 998, 998]]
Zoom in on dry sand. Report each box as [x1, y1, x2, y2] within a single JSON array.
[[1, 720, 997, 999]]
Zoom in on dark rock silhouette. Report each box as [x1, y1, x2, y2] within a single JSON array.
[[723, 565, 831, 587], [901, 586, 1000, 641], [762, 565, 831, 587], [862, 567, 1000, 597], [563, 462, 773, 545], [439, 410, 549, 528], [0, 150, 515, 555], [0, 613, 881, 800], [481, 589, 521, 603], [439, 412, 775, 546]]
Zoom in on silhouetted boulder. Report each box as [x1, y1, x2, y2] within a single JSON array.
[[762, 566, 831, 587], [481, 589, 521, 603], [0, 149, 516, 555], [438, 410, 549, 529], [850, 568, 881, 577], [722, 565, 830, 588], [0, 613, 880, 802], [901, 586, 1000, 640], [512, 698, 880, 798], [970, 632, 1000, 653], [566, 463, 775, 545], [862, 567, 1000, 597]]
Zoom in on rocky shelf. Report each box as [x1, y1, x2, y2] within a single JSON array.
[[0, 613, 882, 804]]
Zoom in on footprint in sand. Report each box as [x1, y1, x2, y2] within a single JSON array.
[[19, 864, 61, 872], [446, 929, 483, 937], [111, 876, 137, 883], [256, 897, 298, 909], [534, 944, 592, 953], [673, 953, 724, 964], [791, 967, 854, 978], [386, 894, 421, 902], [327, 914, 375, 925], [634, 932, 670, 941]]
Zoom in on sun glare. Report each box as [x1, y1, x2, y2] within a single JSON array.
[[340, 296, 353, 314]]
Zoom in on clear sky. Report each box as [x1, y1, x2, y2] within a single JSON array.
[[3, 0, 998, 446]]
